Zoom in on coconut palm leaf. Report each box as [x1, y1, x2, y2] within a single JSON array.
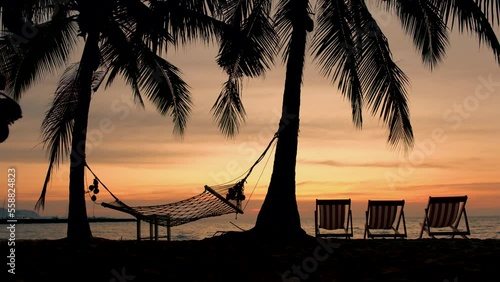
[[114, 0, 173, 54], [0, 1, 72, 95], [1, 12, 79, 98], [475, 0, 500, 25], [0, 0, 66, 33], [135, 46, 192, 135], [0, 37, 23, 92], [274, 0, 302, 63], [151, 0, 227, 45], [28, 0, 73, 23], [312, 0, 363, 128], [380, 0, 449, 69], [36, 62, 105, 210], [211, 76, 247, 137], [99, 22, 144, 106], [217, 0, 277, 77], [36, 63, 78, 210], [211, 77, 246, 136], [222, 0, 253, 21], [91, 65, 107, 92], [433, 0, 500, 64], [0, 1, 27, 35], [213, 0, 276, 136], [355, 1, 413, 152]]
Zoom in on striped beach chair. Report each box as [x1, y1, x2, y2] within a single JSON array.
[[315, 199, 353, 239], [419, 196, 470, 239], [364, 200, 407, 239]]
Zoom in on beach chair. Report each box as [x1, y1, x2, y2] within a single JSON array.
[[418, 195, 470, 239], [315, 199, 353, 239], [364, 200, 407, 239]]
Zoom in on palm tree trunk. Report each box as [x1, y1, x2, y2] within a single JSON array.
[[67, 32, 100, 240], [253, 0, 309, 237]]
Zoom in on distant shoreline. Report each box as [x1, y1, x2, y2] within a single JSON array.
[[0, 217, 136, 224]]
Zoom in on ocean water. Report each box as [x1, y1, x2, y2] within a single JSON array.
[[1, 215, 499, 241]]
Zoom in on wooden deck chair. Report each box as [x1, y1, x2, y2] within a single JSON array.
[[364, 200, 407, 239], [419, 196, 470, 239], [315, 199, 353, 239]]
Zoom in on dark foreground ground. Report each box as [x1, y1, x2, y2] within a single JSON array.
[[2, 233, 499, 282]]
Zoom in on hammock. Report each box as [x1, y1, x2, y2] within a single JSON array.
[[87, 134, 278, 232], [99, 182, 245, 228]]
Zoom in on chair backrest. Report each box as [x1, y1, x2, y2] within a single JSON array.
[[367, 200, 404, 229], [426, 196, 467, 228], [316, 199, 350, 230]]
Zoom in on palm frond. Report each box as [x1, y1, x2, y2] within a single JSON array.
[[0, 1, 27, 35], [356, 1, 414, 152], [36, 63, 79, 210], [31, 0, 74, 24], [311, 0, 363, 128], [152, 0, 226, 46], [437, 0, 500, 26], [0, 0, 68, 33], [222, 0, 253, 22], [475, 0, 500, 25], [213, 0, 275, 137], [274, 0, 297, 63], [211, 77, 246, 137], [92, 66, 107, 92], [2, 12, 79, 98], [433, 0, 500, 64], [36, 62, 105, 210], [0, 37, 23, 93], [113, 0, 173, 54], [100, 21, 144, 106], [136, 47, 192, 135], [381, 0, 449, 69], [216, 0, 277, 78]]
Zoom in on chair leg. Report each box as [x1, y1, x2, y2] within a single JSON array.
[[419, 221, 426, 239], [314, 209, 319, 238], [364, 211, 368, 239]]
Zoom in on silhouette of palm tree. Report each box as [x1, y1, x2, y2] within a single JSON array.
[[0, 0, 223, 240], [213, 0, 500, 236]]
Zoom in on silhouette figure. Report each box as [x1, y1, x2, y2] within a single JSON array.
[[0, 74, 22, 143]]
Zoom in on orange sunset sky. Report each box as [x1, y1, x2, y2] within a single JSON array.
[[1, 4, 499, 219]]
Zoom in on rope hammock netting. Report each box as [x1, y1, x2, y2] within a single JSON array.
[[84, 133, 278, 230], [99, 182, 244, 228]]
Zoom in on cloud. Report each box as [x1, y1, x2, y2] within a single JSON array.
[[395, 182, 500, 194], [297, 159, 448, 169]]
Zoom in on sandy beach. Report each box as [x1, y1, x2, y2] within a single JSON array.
[[2, 232, 499, 282]]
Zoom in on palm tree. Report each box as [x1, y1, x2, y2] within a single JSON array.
[[213, 0, 500, 236], [0, 0, 224, 241]]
